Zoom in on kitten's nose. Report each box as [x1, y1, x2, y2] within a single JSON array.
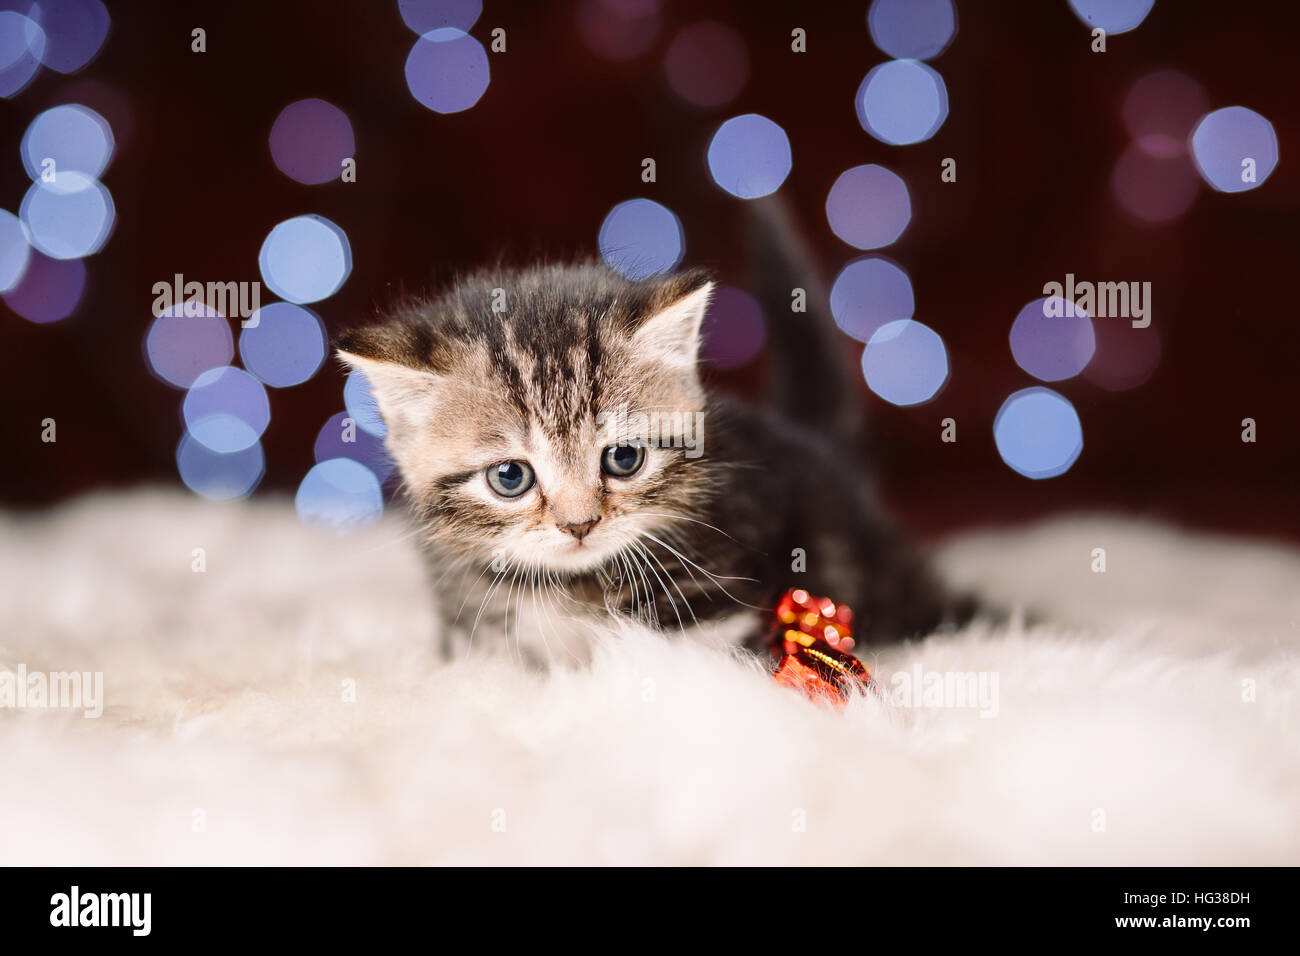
[[558, 517, 600, 541]]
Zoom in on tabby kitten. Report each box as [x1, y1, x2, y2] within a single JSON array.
[[337, 201, 967, 663]]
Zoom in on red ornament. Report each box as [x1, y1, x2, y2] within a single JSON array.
[[768, 588, 873, 707]]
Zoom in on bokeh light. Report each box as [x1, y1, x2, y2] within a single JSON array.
[[861, 319, 948, 406], [1121, 69, 1206, 158], [344, 369, 387, 438], [145, 302, 234, 389], [176, 432, 264, 501], [296, 458, 384, 532], [706, 113, 791, 200], [856, 59, 948, 146], [664, 21, 748, 107], [1111, 144, 1199, 224], [269, 98, 354, 185], [2, 251, 83, 322], [21, 103, 114, 180], [258, 214, 352, 304], [1009, 296, 1096, 382], [0, 207, 30, 292], [27, 0, 109, 74], [825, 164, 911, 250], [239, 302, 327, 387], [1190, 106, 1279, 193], [398, 0, 481, 34], [314, 411, 395, 483], [867, 0, 957, 60], [700, 286, 765, 369], [0, 10, 45, 98], [577, 0, 659, 61], [1067, 0, 1155, 35], [994, 387, 1084, 480], [830, 256, 914, 343], [597, 198, 683, 280], [404, 27, 489, 114], [1082, 317, 1162, 392], [182, 365, 271, 454], [19, 171, 114, 258]]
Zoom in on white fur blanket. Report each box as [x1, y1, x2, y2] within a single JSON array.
[[1, 491, 1296, 865]]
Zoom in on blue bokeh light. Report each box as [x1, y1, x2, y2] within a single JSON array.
[[296, 458, 384, 532], [344, 368, 387, 438], [398, 0, 482, 34], [1067, 0, 1155, 35], [0, 207, 30, 292], [176, 432, 265, 501], [1009, 297, 1096, 382], [861, 319, 948, 406], [1190, 106, 1279, 194], [258, 215, 352, 304], [239, 302, 327, 388], [20, 171, 114, 259], [994, 387, 1084, 480], [0, 10, 45, 98], [182, 365, 271, 454], [21, 103, 114, 180], [269, 98, 354, 186], [314, 411, 394, 482], [706, 113, 791, 199], [867, 0, 956, 60], [598, 198, 684, 280], [2, 250, 83, 322], [830, 256, 914, 343], [405, 27, 489, 114], [145, 302, 234, 389], [825, 164, 911, 250], [27, 0, 109, 74], [856, 59, 948, 146]]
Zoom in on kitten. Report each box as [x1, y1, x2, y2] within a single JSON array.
[[336, 200, 971, 664]]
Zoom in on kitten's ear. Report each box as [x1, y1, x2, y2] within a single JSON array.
[[631, 272, 714, 369], [334, 326, 442, 434]]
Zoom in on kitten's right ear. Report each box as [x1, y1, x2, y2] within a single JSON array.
[[334, 326, 442, 435]]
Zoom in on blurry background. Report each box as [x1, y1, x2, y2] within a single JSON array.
[[0, 0, 1296, 542]]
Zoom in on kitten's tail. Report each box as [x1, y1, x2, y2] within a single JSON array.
[[746, 196, 865, 446]]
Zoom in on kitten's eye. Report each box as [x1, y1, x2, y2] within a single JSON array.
[[601, 443, 646, 478], [486, 460, 535, 498]]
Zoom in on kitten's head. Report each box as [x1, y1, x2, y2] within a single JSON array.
[[337, 263, 715, 574]]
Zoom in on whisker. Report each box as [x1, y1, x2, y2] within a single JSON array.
[[639, 531, 766, 610]]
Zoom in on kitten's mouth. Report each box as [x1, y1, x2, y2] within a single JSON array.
[[544, 538, 613, 573], [505, 532, 620, 575]]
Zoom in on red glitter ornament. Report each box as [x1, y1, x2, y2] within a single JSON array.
[[768, 588, 873, 707]]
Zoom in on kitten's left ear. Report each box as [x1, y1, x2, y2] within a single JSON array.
[[632, 271, 714, 369], [333, 325, 443, 437]]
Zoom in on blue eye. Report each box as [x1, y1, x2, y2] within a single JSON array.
[[486, 460, 535, 498], [601, 444, 646, 477]]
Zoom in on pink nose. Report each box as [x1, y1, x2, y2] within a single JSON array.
[[558, 517, 600, 541]]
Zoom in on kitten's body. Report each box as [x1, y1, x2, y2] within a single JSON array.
[[338, 201, 968, 664]]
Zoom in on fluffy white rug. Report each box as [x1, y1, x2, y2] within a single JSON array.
[[1, 490, 1296, 865]]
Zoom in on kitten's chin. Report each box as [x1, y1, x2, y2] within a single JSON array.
[[505, 537, 619, 575], [538, 543, 617, 575]]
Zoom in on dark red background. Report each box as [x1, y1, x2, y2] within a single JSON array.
[[2, 0, 1297, 541]]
